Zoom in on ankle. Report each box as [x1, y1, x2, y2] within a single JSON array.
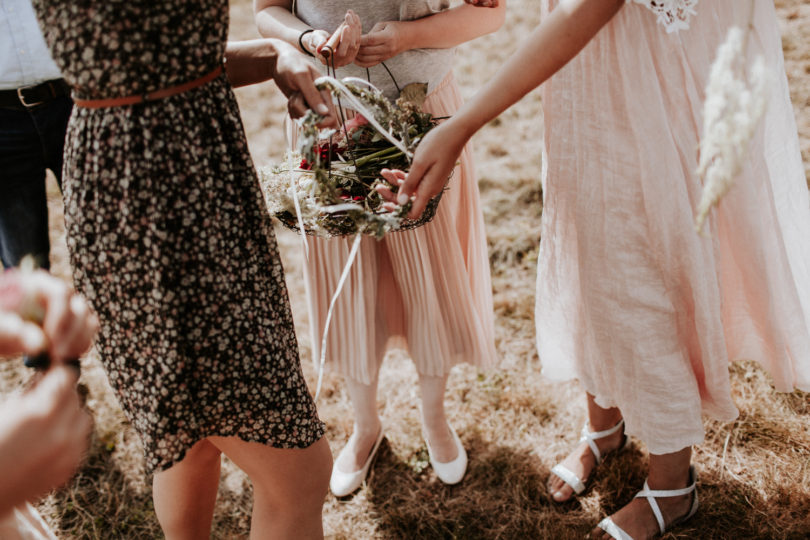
[[647, 468, 691, 491], [352, 419, 382, 440], [587, 411, 622, 433], [422, 420, 451, 440]]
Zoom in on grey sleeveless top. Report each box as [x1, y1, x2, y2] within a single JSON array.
[[295, 0, 455, 100]]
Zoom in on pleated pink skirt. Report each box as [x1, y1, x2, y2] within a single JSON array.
[[301, 74, 498, 385], [537, 0, 810, 454]]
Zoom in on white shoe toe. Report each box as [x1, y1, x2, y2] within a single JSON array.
[[330, 428, 385, 497], [426, 424, 467, 485]]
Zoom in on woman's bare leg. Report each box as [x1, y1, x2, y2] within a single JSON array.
[[417, 373, 457, 462], [211, 435, 331, 540], [152, 439, 222, 540], [335, 376, 382, 472], [591, 447, 693, 540]]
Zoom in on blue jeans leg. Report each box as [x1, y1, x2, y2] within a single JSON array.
[[0, 95, 72, 269]]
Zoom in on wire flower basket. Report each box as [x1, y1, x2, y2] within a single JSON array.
[[260, 76, 445, 239]]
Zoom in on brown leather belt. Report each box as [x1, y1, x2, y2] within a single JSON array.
[[0, 79, 71, 109], [73, 65, 223, 109]]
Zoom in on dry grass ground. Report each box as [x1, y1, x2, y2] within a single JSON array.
[[1, 0, 808, 538]]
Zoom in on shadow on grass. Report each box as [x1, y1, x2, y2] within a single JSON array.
[[50, 435, 255, 539], [669, 471, 810, 540], [572, 446, 810, 540], [360, 433, 810, 540], [50, 436, 162, 539], [362, 432, 591, 540]]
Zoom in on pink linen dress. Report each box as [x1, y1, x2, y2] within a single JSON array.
[[537, 0, 810, 454], [295, 0, 498, 384]]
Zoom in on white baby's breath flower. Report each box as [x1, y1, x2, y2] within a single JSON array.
[[695, 25, 769, 233]]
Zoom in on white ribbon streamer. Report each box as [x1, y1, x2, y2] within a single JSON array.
[[286, 152, 309, 260], [293, 75, 408, 399], [313, 232, 363, 401]]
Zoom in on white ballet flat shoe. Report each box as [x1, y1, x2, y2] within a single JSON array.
[[549, 418, 629, 500], [425, 423, 467, 485], [596, 465, 699, 540], [329, 427, 385, 497]]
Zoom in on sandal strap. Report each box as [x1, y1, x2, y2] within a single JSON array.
[[596, 516, 634, 540], [550, 463, 586, 495], [634, 466, 698, 534], [579, 419, 625, 465]]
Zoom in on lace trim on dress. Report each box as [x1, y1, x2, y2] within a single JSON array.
[[627, 0, 698, 33]]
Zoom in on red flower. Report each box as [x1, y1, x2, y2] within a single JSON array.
[[299, 158, 311, 170]]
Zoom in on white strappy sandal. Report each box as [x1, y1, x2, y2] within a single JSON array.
[[597, 465, 699, 540], [549, 419, 630, 499]]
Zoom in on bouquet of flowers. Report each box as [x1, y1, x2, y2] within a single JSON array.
[[260, 77, 444, 239]]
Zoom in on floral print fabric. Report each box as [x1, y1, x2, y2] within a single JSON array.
[[33, 0, 324, 474]]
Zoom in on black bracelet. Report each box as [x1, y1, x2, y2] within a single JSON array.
[[298, 29, 316, 57]]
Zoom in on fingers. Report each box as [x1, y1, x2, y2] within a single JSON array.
[[374, 183, 398, 204], [355, 45, 385, 67], [337, 12, 361, 60], [288, 64, 335, 120], [302, 30, 328, 59], [32, 364, 80, 407], [320, 12, 361, 68], [407, 179, 433, 219], [377, 167, 436, 220], [287, 91, 308, 119], [316, 88, 338, 128], [376, 168, 406, 203], [10, 271, 98, 365], [0, 312, 46, 356], [356, 23, 390, 67], [393, 157, 443, 220], [36, 274, 74, 359], [465, 0, 499, 7], [380, 168, 406, 188], [31, 365, 92, 485], [396, 157, 428, 205], [320, 32, 341, 60], [52, 295, 98, 364]]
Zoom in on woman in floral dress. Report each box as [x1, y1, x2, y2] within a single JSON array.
[[32, 1, 336, 537]]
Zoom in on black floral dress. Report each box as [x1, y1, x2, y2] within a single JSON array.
[[32, 0, 324, 474]]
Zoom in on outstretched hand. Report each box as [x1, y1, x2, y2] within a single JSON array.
[[376, 120, 469, 219]]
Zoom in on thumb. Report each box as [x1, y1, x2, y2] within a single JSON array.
[[361, 22, 385, 44], [397, 159, 429, 205]]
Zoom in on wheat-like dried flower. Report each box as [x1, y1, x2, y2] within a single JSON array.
[[695, 25, 769, 233]]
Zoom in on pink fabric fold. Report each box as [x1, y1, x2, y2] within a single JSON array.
[[537, 0, 810, 454], [300, 74, 498, 384]]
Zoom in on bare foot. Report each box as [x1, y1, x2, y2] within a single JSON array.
[[423, 420, 458, 463], [590, 490, 694, 539], [334, 420, 382, 473]]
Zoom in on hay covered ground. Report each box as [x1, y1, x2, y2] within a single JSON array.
[[1, 0, 808, 538]]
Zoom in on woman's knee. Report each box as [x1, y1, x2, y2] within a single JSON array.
[[255, 437, 332, 511]]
